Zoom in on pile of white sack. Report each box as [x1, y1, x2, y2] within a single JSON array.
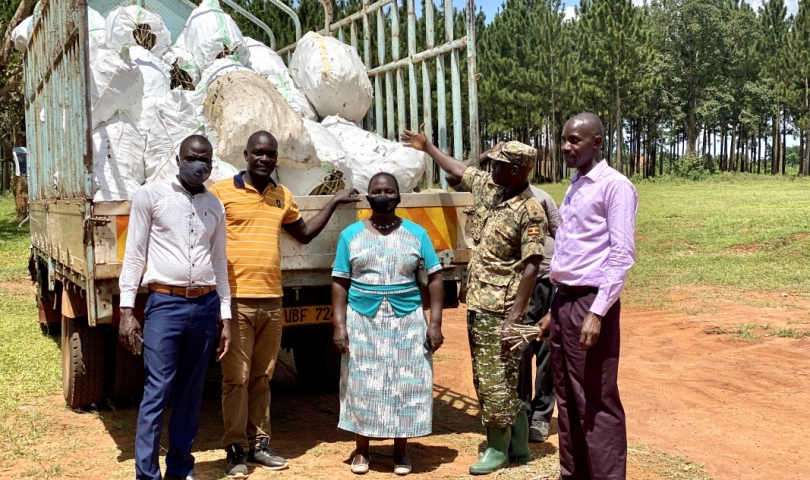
[[15, 0, 427, 199]]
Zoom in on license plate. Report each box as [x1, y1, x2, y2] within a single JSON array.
[[282, 305, 333, 326]]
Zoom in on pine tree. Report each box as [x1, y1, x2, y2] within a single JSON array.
[[577, 0, 650, 171], [791, 0, 810, 174]]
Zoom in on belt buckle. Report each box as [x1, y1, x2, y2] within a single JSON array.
[[185, 286, 202, 298]]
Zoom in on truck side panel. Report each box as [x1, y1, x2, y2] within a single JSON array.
[[25, 0, 93, 201]]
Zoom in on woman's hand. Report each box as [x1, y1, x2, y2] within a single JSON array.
[[333, 325, 350, 355], [426, 322, 444, 353]]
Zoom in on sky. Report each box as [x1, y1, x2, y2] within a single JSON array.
[[455, 0, 801, 24]]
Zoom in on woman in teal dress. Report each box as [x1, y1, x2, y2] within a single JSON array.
[[332, 172, 445, 476]]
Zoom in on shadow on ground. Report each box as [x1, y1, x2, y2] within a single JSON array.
[[90, 350, 539, 476]]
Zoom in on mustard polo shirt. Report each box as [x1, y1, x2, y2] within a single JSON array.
[[209, 172, 302, 298]]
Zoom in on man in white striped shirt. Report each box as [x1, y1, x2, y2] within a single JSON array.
[[119, 135, 231, 480]]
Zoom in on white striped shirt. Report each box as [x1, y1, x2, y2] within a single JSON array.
[[119, 177, 232, 319]]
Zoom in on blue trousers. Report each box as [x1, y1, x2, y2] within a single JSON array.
[[135, 291, 219, 480]]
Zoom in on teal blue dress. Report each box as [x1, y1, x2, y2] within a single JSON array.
[[332, 220, 442, 438]]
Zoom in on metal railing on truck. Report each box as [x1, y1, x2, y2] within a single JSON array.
[[274, 0, 480, 189]]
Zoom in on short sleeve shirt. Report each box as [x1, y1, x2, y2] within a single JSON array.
[[209, 172, 302, 298], [458, 166, 547, 315]]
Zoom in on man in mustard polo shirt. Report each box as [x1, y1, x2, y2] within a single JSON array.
[[209, 131, 359, 478]]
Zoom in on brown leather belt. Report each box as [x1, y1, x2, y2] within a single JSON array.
[[148, 284, 216, 298], [555, 285, 599, 297]]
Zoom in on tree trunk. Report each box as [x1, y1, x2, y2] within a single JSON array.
[[772, 113, 780, 175], [805, 77, 810, 176], [615, 83, 623, 174], [729, 124, 737, 172], [606, 120, 613, 167], [782, 109, 788, 175], [1, 0, 37, 66]]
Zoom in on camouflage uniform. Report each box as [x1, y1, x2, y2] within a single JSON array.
[[458, 142, 547, 428]]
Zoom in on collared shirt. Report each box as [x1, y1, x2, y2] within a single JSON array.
[[119, 177, 231, 319], [550, 160, 638, 316], [209, 172, 302, 298], [530, 185, 561, 278], [458, 166, 547, 315]]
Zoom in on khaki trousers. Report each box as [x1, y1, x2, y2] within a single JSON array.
[[221, 298, 283, 449]]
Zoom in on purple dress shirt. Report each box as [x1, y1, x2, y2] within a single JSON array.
[[550, 160, 638, 316]]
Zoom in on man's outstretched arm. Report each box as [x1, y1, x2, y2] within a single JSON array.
[[402, 124, 468, 183], [403, 124, 497, 186]]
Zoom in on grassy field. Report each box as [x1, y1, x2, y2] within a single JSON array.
[[539, 173, 810, 309]]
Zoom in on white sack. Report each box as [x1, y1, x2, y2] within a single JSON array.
[[268, 73, 317, 121], [244, 37, 288, 76], [89, 49, 145, 129], [289, 32, 373, 123], [197, 57, 252, 89], [202, 70, 318, 170], [105, 6, 172, 57], [12, 16, 33, 52], [321, 115, 425, 194], [92, 114, 146, 201], [130, 46, 171, 99], [140, 90, 216, 180], [87, 7, 107, 53], [181, 0, 249, 71], [163, 46, 201, 88], [302, 118, 347, 166]]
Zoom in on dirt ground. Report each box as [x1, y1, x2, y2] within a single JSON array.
[[4, 296, 810, 480]]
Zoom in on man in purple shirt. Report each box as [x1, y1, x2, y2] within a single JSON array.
[[539, 112, 638, 480]]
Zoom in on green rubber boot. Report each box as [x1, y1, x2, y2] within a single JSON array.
[[469, 426, 511, 475], [508, 412, 532, 464]]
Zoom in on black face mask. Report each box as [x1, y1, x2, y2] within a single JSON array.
[[367, 194, 401, 214], [177, 158, 212, 187]]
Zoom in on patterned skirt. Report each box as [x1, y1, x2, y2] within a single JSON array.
[[338, 299, 433, 438]]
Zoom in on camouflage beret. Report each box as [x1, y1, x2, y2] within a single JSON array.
[[487, 141, 537, 169]]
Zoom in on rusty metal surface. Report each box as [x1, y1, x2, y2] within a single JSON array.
[[25, 0, 93, 201]]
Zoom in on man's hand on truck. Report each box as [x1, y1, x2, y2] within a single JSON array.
[[118, 307, 142, 355]]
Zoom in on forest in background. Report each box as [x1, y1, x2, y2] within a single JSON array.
[[1, 0, 809, 183]]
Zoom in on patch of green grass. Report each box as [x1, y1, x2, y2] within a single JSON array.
[[537, 176, 810, 308], [0, 195, 31, 283], [0, 288, 61, 412], [0, 198, 61, 415], [0, 409, 55, 461], [705, 323, 759, 340], [629, 443, 711, 480], [774, 327, 808, 339]]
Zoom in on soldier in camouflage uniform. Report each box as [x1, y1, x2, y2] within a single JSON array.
[[402, 126, 547, 475]]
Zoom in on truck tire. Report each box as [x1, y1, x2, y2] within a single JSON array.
[[106, 330, 145, 406], [292, 325, 341, 392], [62, 316, 105, 409]]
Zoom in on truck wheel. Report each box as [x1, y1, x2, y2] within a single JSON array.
[[292, 326, 341, 392], [62, 316, 105, 409], [106, 330, 145, 406]]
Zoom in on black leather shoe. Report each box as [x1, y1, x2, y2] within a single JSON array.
[[164, 472, 199, 480], [248, 438, 288, 470], [225, 443, 249, 478]]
